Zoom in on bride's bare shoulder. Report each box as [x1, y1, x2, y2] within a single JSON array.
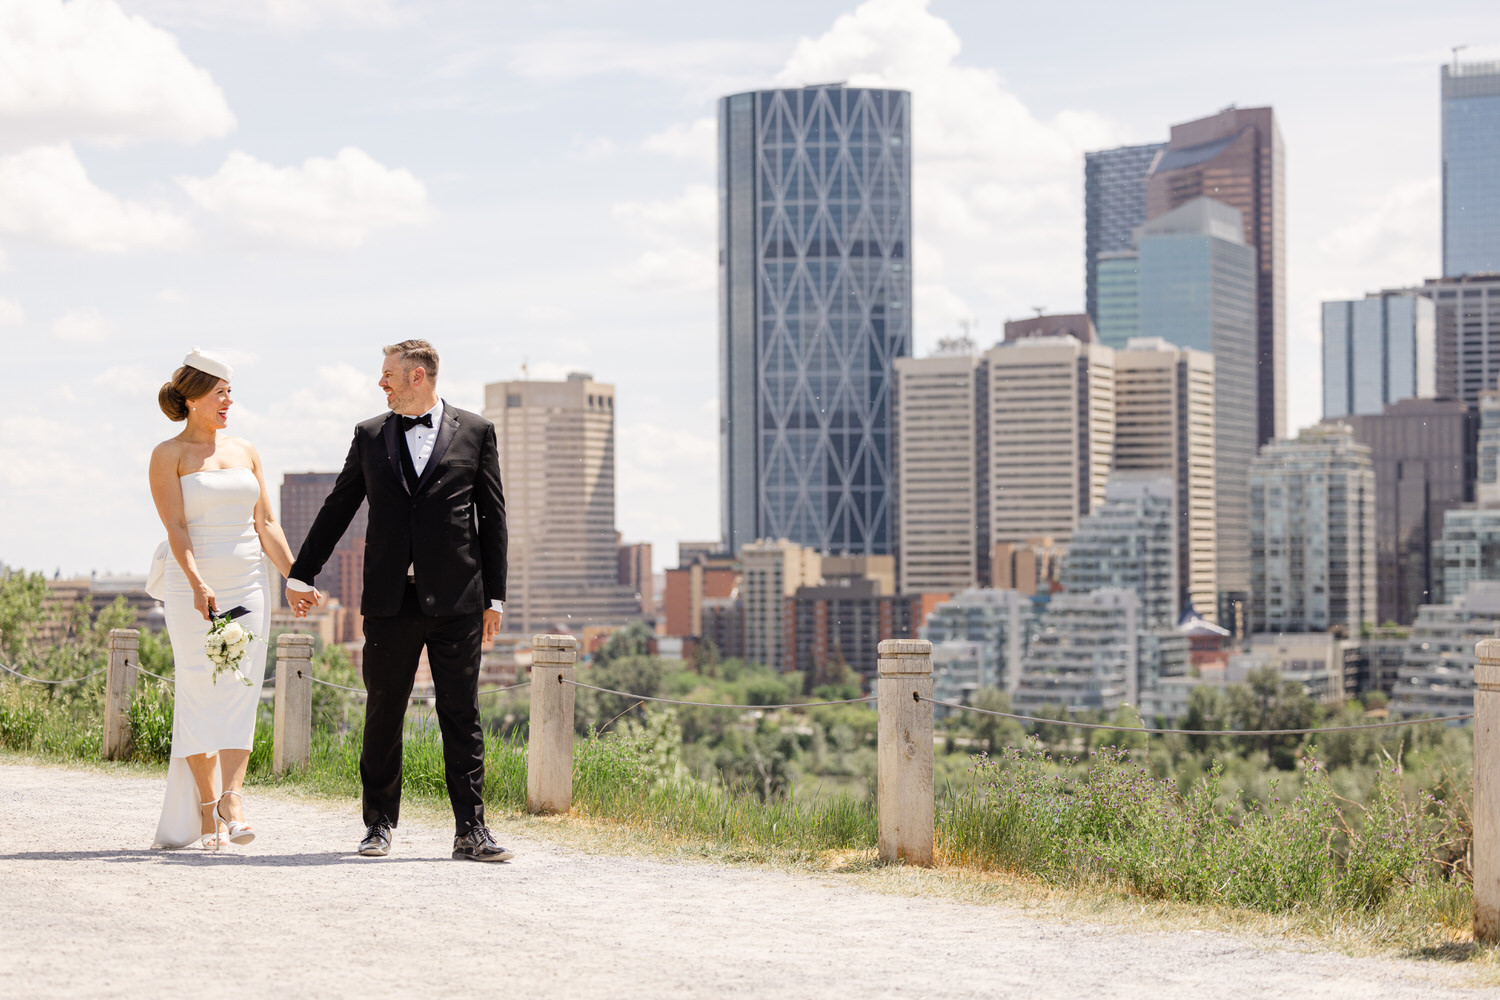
[[150, 438, 186, 469]]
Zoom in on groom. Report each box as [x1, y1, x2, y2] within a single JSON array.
[[286, 339, 512, 862]]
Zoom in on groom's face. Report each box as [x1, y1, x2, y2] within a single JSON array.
[[379, 353, 419, 413]]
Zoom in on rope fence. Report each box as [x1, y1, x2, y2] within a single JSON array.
[[0, 661, 107, 686], [563, 677, 876, 711]]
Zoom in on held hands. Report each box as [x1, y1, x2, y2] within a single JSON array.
[[285, 584, 324, 618], [482, 609, 502, 646]]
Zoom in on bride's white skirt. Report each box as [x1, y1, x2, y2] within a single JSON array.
[[151, 521, 270, 849]]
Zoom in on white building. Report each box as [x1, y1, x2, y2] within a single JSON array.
[[1390, 582, 1500, 718], [920, 587, 1034, 695], [1059, 473, 1178, 627], [1014, 587, 1140, 713]]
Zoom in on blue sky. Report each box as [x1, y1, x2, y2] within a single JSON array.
[[3, 0, 1498, 577]]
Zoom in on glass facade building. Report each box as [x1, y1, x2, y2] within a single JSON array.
[[1443, 60, 1500, 277], [1083, 141, 1166, 325], [719, 85, 912, 556], [1321, 292, 1436, 419], [1135, 197, 1257, 608], [1146, 107, 1285, 448], [1095, 251, 1142, 346]]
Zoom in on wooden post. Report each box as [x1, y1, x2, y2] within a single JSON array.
[[878, 638, 934, 866], [102, 628, 139, 760], [273, 633, 315, 773], [527, 633, 578, 815], [1476, 639, 1500, 942]]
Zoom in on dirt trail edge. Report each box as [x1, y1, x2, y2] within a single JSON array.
[[0, 763, 1488, 999]]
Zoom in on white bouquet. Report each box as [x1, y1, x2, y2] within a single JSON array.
[[205, 609, 257, 686]]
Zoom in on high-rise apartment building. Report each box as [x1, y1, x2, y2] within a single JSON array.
[[738, 538, 821, 670], [1390, 582, 1500, 718], [1113, 337, 1217, 619], [1133, 197, 1257, 608], [921, 588, 1035, 695], [483, 373, 641, 633], [1060, 474, 1178, 627], [616, 539, 654, 616], [1442, 59, 1500, 277], [280, 472, 367, 641], [1322, 293, 1437, 419], [1013, 587, 1142, 712], [1084, 141, 1167, 325], [893, 344, 982, 594], [1250, 424, 1376, 634], [1480, 383, 1500, 506], [1146, 106, 1285, 447], [984, 336, 1115, 546], [1435, 506, 1500, 603], [1345, 399, 1477, 625], [719, 85, 912, 557]]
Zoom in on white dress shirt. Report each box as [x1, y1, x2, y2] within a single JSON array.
[[289, 399, 503, 613]]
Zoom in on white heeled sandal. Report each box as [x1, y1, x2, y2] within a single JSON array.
[[201, 799, 224, 851], [216, 789, 256, 846]]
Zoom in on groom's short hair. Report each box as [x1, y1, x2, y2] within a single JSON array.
[[383, 339, 439, 381]]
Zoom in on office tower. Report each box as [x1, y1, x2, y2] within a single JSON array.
[[921, 587, 1034, 695], [991, 538, 1063, 595], [1423, 274, 1500, 404], [280, 472, 367, 641], [1249, 424, 1376, 634], [662, 550, 738, 638], [1442, 59, 1500, 277], [983, 336, 1115, 545], [1134, 197, 1257, 610], [1113, 337, 1218, 619], [1480, 382, 1500, 506], [1146, 106, 1285, 446], [1096, 251, 1141, 344], [1435, 506, 1500, 603], [1345, 399, 1477, 624], [1013, 587, 1141, 712], [483, 373, 641, 633], [616, 540, 654, 616], [1059, 474, 1178, 627], [1321, 292, 1436, 418], [738, 538, 821, 670], [1084, 141, 1167, 325], [1003, 313, 1096, 343], [1390, 582, 1500, 718], [893, 345, 982, 594], [719, 85, 912, 557]]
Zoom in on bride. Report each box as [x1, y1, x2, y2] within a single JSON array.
[[146, 348, 317, 849]]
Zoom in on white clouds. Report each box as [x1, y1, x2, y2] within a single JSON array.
[[507, 33, 783, 100], [52, 308, 112, 343], [1314, 177, 1440, 297], [126, 0, 404, 32], [642, 117, 716, 165], [0, 298, 24, 326], [179, 147, 429, 248], [610, 183, 716, 291], [0, 0, 235, 151], [0, 144, 191, 252]]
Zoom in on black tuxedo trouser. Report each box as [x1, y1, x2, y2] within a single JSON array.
[[359, 581, 485, 834]]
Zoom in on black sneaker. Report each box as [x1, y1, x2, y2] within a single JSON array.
[[452, 825, 514, 862], [358, 822, 392, 857]]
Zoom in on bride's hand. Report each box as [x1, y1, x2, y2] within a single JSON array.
[[194, 583, 217, 621]]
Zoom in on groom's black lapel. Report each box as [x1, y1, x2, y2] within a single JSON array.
[[416, 403, 460, 493], [381, 414, 410, 495]]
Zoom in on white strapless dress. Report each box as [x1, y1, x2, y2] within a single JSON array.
[[152, 468, 272, 849]]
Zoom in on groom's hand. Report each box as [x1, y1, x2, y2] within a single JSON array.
[[482, 609, 501, 646], [286, 584, 321, 618]]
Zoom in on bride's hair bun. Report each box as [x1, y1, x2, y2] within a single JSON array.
[[159, 364, 222, 421]]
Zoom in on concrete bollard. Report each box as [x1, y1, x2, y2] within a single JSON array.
[[527, 634, 578, 815], [877, 638, 934, 866], [102, 628, 140, 760], [273, 633, 315, 773], [1476, 639, 1500, 942]]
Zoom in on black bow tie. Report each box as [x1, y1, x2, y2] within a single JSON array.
[[401, 414, 433, 431]]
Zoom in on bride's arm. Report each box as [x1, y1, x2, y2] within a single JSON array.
[[246, 442, 296, 580], [148, 443, 216, 620]]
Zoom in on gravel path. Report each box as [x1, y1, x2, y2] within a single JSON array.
[[0, 762, 1492, 999]]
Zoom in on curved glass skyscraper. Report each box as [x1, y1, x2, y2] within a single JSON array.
[[718, 84, 912, 557]]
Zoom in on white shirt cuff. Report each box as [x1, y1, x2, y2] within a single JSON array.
[[287, 578, 314, 593], [490, 600, 504, 613]]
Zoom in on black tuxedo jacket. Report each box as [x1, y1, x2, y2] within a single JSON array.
[[289, 402, 507, 617]]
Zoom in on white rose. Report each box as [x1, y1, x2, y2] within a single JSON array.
[[222, 623, 246, 644]]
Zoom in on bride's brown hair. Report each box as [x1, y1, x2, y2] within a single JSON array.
[[158, 365, 224, 421]]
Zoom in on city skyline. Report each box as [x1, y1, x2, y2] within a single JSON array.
[[3, 0, 1499, 578]]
